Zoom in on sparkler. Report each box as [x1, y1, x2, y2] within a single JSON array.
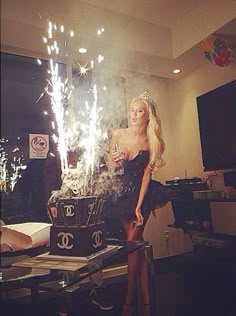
[[85, 84, 97, 177], [47, 59, 68, 170], [0, 138, 27, 192], [0, 143, 7, 192], [38, 20, 106, 196]]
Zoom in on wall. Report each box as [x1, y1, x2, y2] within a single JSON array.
[[168, 61, 236, 181], [132, 62, 236, 258], [172, 0, 236, 58]]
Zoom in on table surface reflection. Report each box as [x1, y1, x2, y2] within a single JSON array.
[[1, 240, 149, 292]]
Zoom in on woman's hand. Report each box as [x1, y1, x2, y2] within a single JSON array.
[[134, 208, 144, 226]]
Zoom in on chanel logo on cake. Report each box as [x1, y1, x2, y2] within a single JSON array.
[[57, 232, 74, 249], [92, 230, 103, 248], [63, 204, 75, 217], [88, 202, 95, 213]]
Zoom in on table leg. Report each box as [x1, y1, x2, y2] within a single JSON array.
[[144, 243, 156, 316], [31, 285, 40, 302]]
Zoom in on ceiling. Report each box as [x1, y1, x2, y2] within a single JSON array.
[[1, 0, 236, 80], [78, 0, 198, 28]]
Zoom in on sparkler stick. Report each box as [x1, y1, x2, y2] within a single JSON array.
[[95, 199, 105, 223], [86, 201, 95, 226], [93, 199, 102, 223]]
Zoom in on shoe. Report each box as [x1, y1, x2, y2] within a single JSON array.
[[90, 287, 113, 311]]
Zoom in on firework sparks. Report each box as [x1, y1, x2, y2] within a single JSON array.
[[0, 138, 27, 192], [37, 21, 106, 194], [85, 84, 97, 176], [47, 59, 68, 170], [0, 144, 7, 191], [38, 21, 123, 198]]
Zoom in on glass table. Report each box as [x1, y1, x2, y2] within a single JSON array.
[[1, 240, 156, 315]]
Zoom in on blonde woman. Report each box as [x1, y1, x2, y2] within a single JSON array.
[[107, 92, 166, 316]]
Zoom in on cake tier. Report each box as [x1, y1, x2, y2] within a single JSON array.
[[56, 196, 97, 226], [50, 222, 107, 257]]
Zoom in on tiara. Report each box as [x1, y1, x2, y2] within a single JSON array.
[[138, 91, 156, 106], [138, 91, 151, 100]]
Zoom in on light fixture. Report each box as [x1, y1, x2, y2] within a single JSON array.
[[79, 48, 87, 54], [80, 66, 87, 74], [173, 69, 181, 74]]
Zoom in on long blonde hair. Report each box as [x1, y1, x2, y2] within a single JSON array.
[[131, 95, 165, 171]]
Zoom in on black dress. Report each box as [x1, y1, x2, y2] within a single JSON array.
[[103, 150, 167, 220]]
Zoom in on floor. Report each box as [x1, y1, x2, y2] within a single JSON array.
[[1, 246, 236, 316], [154, 250, 236, 316]]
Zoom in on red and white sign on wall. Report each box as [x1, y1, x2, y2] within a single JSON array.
[[29, 134, 49, 159]]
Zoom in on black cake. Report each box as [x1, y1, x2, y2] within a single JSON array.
[[50, 196, 107, 257]]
